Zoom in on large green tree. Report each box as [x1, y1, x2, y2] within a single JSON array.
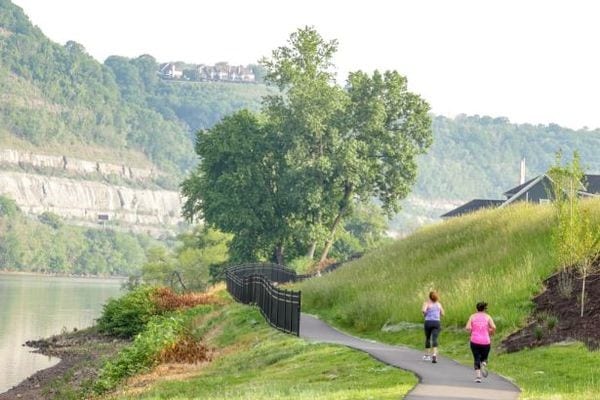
[[182, 27, 432, 264]]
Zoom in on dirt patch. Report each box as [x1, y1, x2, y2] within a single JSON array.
[[502, 267, 600, 352], [0, 328, 128, 400]]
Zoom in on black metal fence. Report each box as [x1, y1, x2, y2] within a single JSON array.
[[225, 263, 301, 336]]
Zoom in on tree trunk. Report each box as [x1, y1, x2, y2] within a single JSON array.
[[318, 183, 353, 263], [306, 241, 317, 259], [580, 268, 586, 317], [274, 244, 285, 266]]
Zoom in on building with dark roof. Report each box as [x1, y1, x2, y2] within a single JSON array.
[[441, 174, 600, 218], [440, 199, 505, 218]]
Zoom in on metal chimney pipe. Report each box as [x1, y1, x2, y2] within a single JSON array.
[[519, 158, 526, 185]]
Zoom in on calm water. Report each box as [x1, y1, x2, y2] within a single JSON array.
[[0, 273, 123, 393]]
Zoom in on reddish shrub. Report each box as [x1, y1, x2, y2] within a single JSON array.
[[158, 336, 212, 364], [151, 287, 219, 312]]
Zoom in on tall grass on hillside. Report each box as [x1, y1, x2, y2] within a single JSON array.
[[300, 199, 600, 335]]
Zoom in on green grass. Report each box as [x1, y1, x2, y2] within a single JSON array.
[[107, 302, 416, 400], [297, 199, 600, 400]]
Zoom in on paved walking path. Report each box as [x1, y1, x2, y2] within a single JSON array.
[[300, 314, 520, 400]]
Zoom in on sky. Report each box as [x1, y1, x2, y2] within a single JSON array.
[[11, 0, 600, 130]]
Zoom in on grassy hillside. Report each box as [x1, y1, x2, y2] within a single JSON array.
[[299, 199, 600, 399]]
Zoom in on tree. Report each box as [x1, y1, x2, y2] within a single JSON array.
[[182, 111, 294, 263], [548, 151, 600, 316], [182, 27, 432, 264], [262, 27, 432, 262], [140, 225, 231, 290]]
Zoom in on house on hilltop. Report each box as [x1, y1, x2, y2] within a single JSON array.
[[196, 63, 256, 82], [158, 63, 183, 79], [441, 173, 600, 218]]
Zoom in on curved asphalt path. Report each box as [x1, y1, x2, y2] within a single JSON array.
[[300, 314, 520, 400]]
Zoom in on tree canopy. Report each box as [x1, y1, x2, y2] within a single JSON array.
[[182, 27, 432, 264]]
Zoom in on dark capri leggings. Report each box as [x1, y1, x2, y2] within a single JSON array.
[[470, 341, 491, 369], [424, 320, 441, 348]]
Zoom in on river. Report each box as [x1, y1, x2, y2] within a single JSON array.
[[0, 273, 123, 393]]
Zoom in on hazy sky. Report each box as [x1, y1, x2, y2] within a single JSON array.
[[11, 0, 600, 130]]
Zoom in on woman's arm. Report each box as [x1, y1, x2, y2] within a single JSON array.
[[439, 303, 445, 317], [465, 315, 472, 332], [488, 316, 497, 335], [422, 302, 428, 315]]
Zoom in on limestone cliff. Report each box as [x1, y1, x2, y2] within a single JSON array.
[[0, 149, 182, 229]]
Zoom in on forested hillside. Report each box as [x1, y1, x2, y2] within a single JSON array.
[[0, 196, 160, 275], [417, 115, 600, 200], [2, 0, 599, 216], [0, 0, 267, 179]]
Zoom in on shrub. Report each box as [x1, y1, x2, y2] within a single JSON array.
[[151, 287, 220, 312], [93, 306, 213, 394], [158, 333, 211, 364], [94, 313, 185, 393], [97, 286, 158, 338]]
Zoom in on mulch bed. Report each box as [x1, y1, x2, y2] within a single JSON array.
[[502, 266, 600, 352]]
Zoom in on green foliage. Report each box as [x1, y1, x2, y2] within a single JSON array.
[[37, 211, 63, 229], [299, 200, 600, 399], [548, 151, 600, 316], [107, 303, 415, 400], [182, 110, 294, 262], [0, 1, 268, 177], [183, 27, 432, 264], [415, 115, 600, 201], [330, 203, 390, 260], [96, 312, 177, 393], [140, 225, 231, 289], [0, 207, 156, 274], [0, 195, 19, 217], [96, 286, 158, 338]]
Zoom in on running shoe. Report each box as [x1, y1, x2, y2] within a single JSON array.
[[422, 355, 431, 361], [481, 361, 488, 378], [431, 354, 437, 363], [475, 377, 482, 383]]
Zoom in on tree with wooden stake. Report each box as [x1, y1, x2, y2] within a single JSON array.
[[548, 151, 600, 317]]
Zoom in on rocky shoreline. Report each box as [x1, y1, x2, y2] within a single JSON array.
[[0, 328, 128, 400]]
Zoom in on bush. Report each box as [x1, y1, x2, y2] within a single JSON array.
[[0, 196, 20, 217], [94, 313, 185, 393], [151, 287, 219, 312], [93, 306, 213, 394], [97, 286, 158, 338]]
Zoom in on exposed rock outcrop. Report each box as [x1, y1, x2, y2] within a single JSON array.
[[0, 149, 156, 181], [0, 171, 182, 226], [0, 149, 182, 230]]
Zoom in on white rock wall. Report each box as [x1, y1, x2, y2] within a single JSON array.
[[0, 149, 156, 180], [0, 171, 182, 226]]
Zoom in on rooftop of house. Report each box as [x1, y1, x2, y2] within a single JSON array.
[[440, 199, 505, 218]]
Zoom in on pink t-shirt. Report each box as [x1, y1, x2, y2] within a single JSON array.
[[470, 312, 491, 345]]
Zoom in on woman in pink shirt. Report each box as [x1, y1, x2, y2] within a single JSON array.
[[465, 301, 496, 383]]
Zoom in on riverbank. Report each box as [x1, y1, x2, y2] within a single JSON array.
[[0, 270, 127, 281], [0, 328, 128, 400]]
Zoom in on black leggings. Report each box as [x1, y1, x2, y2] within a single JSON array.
[[470, 342, 491, 370], [424, 320, 441, 348]]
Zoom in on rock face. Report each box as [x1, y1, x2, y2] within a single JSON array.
[[0, 149, 182, 228], [0, 149, 156, 180]]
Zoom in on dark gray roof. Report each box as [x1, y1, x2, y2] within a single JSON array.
[[584, 174, 600, 194], [505, 174, 600, 197], [441, 199, 504, 218], [503, 177, 539, 197]]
